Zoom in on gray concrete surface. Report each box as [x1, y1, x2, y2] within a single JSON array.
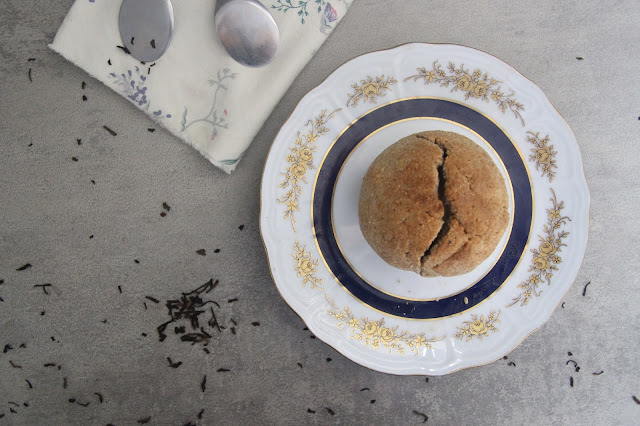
[[1, 0, 639, 424]]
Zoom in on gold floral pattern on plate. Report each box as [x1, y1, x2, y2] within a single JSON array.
[[404, 61, 525, 125], [527, 131, 557, 182], [292, 240, 323, 289], [346, 75, 398, 107], [278, 109, 341, 232], [455, 310, 501, 341], [327, 296, 444, 355], [508, 189, 570, 307]]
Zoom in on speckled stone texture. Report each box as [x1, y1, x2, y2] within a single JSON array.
[[1, 0, 639, 424]]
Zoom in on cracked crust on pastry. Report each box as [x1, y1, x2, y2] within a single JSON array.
[[358, 130, 509, 277]]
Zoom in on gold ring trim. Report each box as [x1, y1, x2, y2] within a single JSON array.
[[329, 117, 514, 301], [310, 96, 535, 321]]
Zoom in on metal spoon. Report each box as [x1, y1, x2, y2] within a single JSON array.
[[215, 0, 280, 67], [119, 0, 174, 63]]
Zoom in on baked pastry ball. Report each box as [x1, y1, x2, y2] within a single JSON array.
[[358, 131, 509, 277]]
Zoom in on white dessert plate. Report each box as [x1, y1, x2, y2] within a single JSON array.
[[260, 43, 589, 375]]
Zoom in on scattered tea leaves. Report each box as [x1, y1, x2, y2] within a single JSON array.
[[9, 360, 22, 369], [216, 368, 230, 372], [209, 307, 221, 332], [214, 249, 220, 253], [26, 379, 32, 389], [145, 296, 160, 304], [103, 126, 117, 136], [201, 375, 207, 392], [360, 388, 370, 391], [116, 45, 131, 55], [167, 357, 182, 368], [633, 395, 640, 404], [197, 409, 204, 419], [157, 279, 220, 345], [238, 225, 245, 230], [325, 408, 335, 416], [307, 409, 316, 414], [95, 392, 103, 403], [16, 263, 32, 271], [137, 416, 151, 424], [570, 377, 574, 387], [508, 362, 516, 367], [28, 68, 32, 82], [592, 371, 604, 376], [228, 298, 238, 303], [413, 410, 428, 423], [34, 284, 52, 295], [3, 344, 13, 353], [582, 281, 591, 296], [147, 128, 155, 132], [196, 249, 206, 256]]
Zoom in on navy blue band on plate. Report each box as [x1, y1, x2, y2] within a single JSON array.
[[313, 98, 532, 319]]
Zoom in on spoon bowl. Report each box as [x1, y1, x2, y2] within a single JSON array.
[[119, 0, 174, 63], [215, 0, 280, 67]]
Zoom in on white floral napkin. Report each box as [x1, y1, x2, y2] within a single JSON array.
[[50, 0, 352, 173]]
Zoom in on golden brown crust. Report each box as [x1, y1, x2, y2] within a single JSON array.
[[359, 130, 509, 277], [420, 218, 468, 276], [358, 134, 444, 273]]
